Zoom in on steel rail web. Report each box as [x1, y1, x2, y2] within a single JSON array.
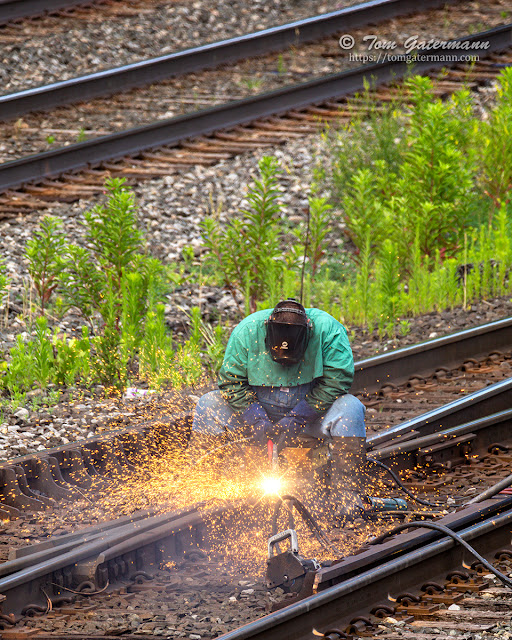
[[368, 376, 512, 450], [0, 0, 456, 120], [312, 498, 512, 588], [1, 23, 510, 193], [0, 0, 96, 24], [217, 507, 512, 640], [0, 507, 167, 577], [0, 493, 510, 618], [0, 502, 211, 613]]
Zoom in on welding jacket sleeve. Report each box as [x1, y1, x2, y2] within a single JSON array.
[[218, 328, 257, 413], [305, 364, 353, 413]]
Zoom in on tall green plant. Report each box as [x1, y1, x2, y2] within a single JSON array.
[[0, 260, 8, 329], [374, 240, 401, 334], [26, 216, 65, 314], [84, 177, 142, 288], [326, 88, 406, 203], [479, 67, 512, 224], [328, 76, 478, 272], [33, 316, 54, 388], [340, 167, 387, 256], [139, 304, 174, 385], [201, 156, 286, 312], [353, 233, 373, 325], [0, 335, 35, 394], [53, 327, 91, 386], [58, 179, 165, 386], [394, 77, 475, 262]]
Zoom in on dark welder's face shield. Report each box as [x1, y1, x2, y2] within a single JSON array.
[[265, 319, 309, 366]]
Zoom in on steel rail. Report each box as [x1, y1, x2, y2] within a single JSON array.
[[216, 504, 512, 640], [312, 497, 512, 590], [373, 407, 512, 468], [0, 501, 212, 613], [368, 377, 512, 450], [0, 0, 96, 24], [0, 506, 166, 577], [0, 23, 509, 193], [0, 0, 456, 120], [1, 325, 512, 615], [353, 315, 512, 394]]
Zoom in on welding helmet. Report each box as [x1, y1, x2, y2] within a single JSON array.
[[265, 299, 312, 366]]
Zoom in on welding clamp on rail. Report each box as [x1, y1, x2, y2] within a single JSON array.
[[190, 299, 406, 521]]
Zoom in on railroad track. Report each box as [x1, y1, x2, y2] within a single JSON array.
[[221, 496, 512, 640], [2, 430, 512, 637], [3, 316, 512, 516], [0, 0, 462, 121], [3, 10, 512, 633], [1, 17, 510, 215], [2, 318, 512, 634]]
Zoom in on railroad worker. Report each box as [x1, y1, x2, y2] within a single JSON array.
[[191, 298, 370, 516]]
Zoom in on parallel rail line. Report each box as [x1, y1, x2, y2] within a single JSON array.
[[0, 23, 509, 213], [2, 316, 512, 517], [218, 500, 512, 640], [0, 0, 456, 120]]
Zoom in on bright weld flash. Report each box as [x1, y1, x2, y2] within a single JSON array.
[[261, 475, 283, 495]]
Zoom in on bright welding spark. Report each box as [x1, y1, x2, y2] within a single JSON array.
[[261, 475, 283, 495]]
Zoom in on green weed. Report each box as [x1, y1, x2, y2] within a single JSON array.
[[240, 77, 263, 92], [202, 156, 288, 312], [26, 216, 66, 315]]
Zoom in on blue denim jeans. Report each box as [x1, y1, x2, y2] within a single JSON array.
[[192, 385, 366, 441]]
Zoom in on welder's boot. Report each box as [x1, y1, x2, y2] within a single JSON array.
[[328, 436, 368, 522]]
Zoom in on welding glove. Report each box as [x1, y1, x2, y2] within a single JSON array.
[[275, 399, 321, 446], [239, 402, 273, 445]]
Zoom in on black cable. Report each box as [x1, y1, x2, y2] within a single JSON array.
[[273, 494, 341, 557], [368, 520, 512, 590], [367, 457, 462, 508]]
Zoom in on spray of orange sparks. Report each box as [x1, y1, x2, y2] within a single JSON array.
[[77, 395, 456, 577]]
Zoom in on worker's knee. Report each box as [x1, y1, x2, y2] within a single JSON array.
[[322, 394, 366, 438], [192, 390, 232, 435]]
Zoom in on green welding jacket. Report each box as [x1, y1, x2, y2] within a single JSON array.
[[218, 308, 354, 413]]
